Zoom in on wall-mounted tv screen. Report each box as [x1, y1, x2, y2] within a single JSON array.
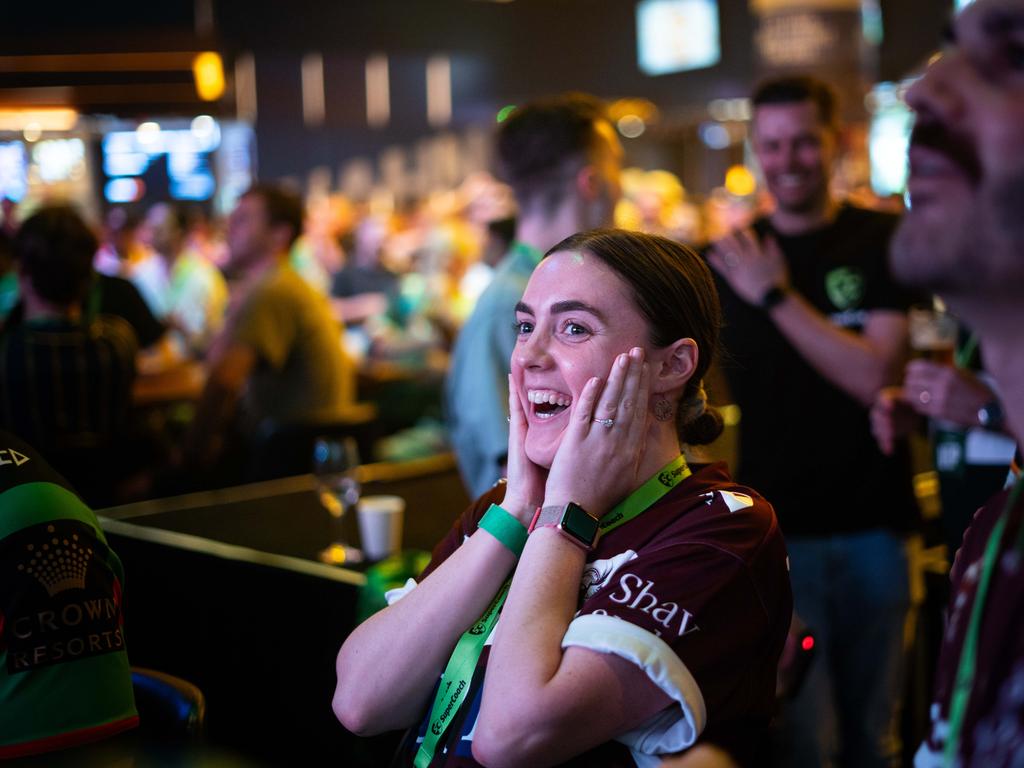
[[637, 0, 720, 76]]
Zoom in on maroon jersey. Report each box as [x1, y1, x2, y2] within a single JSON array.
[[916, 482, 1024, 767], [388, 462, 792, 767]]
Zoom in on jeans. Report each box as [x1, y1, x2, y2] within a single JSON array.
[[777, 529, 911, 768]]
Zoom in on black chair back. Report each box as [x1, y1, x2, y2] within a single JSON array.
[[131, 667, 206, 741]]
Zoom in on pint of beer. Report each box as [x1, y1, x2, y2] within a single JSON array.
[[908, 305, 958, 364]]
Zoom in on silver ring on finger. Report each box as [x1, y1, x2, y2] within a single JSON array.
[[593, 417, 615, 428], [919, 390, 931, 405], [723, 253, 739, 269]]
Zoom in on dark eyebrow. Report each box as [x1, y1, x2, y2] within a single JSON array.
[[550, 300, 606, 321], [515, 299, 607, 321]]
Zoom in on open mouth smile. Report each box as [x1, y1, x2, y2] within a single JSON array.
[[526, 389, 572, 420]]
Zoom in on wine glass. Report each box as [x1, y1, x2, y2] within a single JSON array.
[[312, 436, 364, 565]]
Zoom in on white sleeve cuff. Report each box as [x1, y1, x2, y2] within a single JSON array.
[[562, 613, 707, 756], [384, 577, 418, 605]]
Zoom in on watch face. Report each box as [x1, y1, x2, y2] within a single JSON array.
[[979, 401, 1004, 429], [561, 503, 600, 547]]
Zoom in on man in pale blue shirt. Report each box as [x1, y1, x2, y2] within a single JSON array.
[[445, 93, 623, 497]]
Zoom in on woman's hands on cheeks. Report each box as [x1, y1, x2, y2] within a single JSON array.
[[501, 373, 548, 526], [544, 347, 651, 516]]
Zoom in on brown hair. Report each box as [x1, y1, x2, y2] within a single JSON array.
[[15, 205, 97, 307], [545, 228, 724, 446], [752, 75, 840, 131], [497, 93, 610, 213], [242, 183, 305, 247]]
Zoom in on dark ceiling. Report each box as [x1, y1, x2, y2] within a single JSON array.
[[0, 0, 948, 118]]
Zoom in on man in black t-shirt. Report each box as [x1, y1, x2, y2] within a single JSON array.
[[708, 77, 920, 768]]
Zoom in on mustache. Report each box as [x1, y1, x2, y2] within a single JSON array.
[[909, 119, 981, 184]]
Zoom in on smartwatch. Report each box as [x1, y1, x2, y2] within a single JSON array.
[[977, 399, 1005, 431], [759, 284, 790, 311], [529, 502, 601, 551]]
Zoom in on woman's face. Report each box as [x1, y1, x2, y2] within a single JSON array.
[[512, 249, 654, 468]]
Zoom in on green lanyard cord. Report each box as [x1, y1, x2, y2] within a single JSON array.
[[413, 455, 691, 767], [944, 472, 1024, 764], [414, 579, 511, 768]]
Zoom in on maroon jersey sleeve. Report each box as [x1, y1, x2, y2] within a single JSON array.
[[562, 492, 788, 758]]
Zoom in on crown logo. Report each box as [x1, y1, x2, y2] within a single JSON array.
[[16, 525, 92, 596]]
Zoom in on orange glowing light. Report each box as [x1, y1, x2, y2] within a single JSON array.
[[192, 51, 225, 101]]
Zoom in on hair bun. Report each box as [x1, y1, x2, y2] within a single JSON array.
[[680, 405, 725, 446]]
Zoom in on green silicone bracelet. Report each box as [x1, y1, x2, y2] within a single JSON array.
[[478, 503, 528, 557]]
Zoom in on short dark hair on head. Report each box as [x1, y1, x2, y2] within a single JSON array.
[[243, 183, 304, 246], [497, 93, 609, 209], [752, 75, 839, 130], [544, 228, 725, 446], [15, 205, 97, 306]]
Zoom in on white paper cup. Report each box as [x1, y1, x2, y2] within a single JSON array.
[[357, 495, 405, 561]]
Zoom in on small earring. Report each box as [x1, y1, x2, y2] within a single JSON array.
[[652, 396, 674, 422]]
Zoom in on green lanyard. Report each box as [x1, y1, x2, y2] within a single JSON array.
[[414, 455, 691, 767], [944, 472, 1024, 764]]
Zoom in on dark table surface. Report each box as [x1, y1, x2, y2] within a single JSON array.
[[98, 452, 471, 569], [93, 453, 470, 765]]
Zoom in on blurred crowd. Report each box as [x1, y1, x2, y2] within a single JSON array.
[[0, 159, 796, 510]]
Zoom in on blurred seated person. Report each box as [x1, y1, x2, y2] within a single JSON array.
[[0, 206, 138, 508], [86, 271, 177, 375], [290, 194, 348, 295], [458, 215, 515, 311], [178, 184, 356, 481], [330, 213, 399, 326], [94, 206, 149, 279], [134, 201, 227, 356], [4, 227, 173, 371], [0, 429, 138, 759]]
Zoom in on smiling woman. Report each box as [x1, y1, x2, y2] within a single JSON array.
[[333, 229, 792, 768]]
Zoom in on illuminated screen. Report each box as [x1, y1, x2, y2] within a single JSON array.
[[102, 122, 220, 204], [637, 0, 720, 76], [0, 142, 27, 202], [33, 138, 85, 183]]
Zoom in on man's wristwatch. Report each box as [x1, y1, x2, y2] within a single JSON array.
[[759, 284, 790, 311], [529, 502, 601, 551], [977, 399, 1005, 431]]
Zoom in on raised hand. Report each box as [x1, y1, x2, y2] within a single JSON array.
[[501, 372, 548, 525], [902, 360, 997, 428], [543, 346, 651, 516], [709, 229, 790, 306], [870, 386, 919, 456]]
